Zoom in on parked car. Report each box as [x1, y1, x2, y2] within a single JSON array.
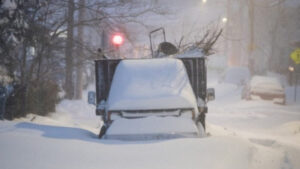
[[242, 76, 285, 104], [219, 67, 250, 86]]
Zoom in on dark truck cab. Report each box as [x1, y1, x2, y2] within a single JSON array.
[[89, 57, 214, 138]]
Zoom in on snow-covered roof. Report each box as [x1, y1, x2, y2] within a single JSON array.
[[107, 58, 198, 111]]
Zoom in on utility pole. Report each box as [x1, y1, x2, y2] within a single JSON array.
[[248, 0, 255, 75], [75, 0, 85, 99], [224, 0, 230, 63], [65, 0, 75, 99]]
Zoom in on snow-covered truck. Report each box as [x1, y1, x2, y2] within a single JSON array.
[[88, 56, 214, 139]]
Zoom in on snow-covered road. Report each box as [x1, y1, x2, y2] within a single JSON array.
[[205, 80, 300, 169], [1, 79, 300, 169]]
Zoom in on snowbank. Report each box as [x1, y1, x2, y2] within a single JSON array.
[[276, 121, 300, 135], [107, 58, 197, 112], [53, 98, 101, 132], [56, 99, 95, 119]]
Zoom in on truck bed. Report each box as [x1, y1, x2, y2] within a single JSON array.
[[95, 57, 207, 112]]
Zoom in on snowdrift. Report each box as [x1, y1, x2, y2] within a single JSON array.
[[105, 116, 200, 140]]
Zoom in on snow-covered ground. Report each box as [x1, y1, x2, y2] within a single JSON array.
[[1, 71, 300, 169]]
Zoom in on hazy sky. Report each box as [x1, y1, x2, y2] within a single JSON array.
[[132, 0, 225, 47]]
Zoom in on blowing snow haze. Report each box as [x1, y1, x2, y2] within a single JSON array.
[[147, 0, 300, 73]]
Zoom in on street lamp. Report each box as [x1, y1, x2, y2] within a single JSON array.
[[202, 0, 207, 4], [222, 17, 228, 23], [289, 66, 295, 72]]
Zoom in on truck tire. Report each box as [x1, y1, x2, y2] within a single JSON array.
[[99, 125, 107, 139], [197, 122, 206, 137], [196, 113, 206, 137], [199, 112, 206, 130]]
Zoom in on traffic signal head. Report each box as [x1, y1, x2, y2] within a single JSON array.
[[112, 34, 124, 46]]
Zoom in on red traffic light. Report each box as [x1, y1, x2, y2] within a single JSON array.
[[112, 34, 124, 46]]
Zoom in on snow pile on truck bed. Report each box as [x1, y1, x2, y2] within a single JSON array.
[[107, 58, 197, 111]]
